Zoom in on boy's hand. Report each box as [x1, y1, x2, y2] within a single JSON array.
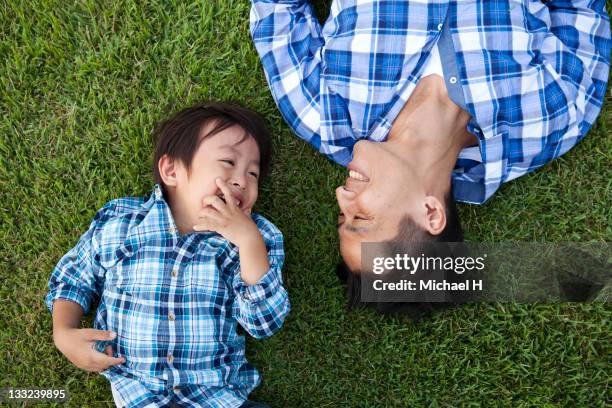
[[53, 328, 125, 372], [194, 178, 262, 248]]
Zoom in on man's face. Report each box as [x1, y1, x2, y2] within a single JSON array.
[[172, 124, 261, 229], [336, 140, 423, 271]]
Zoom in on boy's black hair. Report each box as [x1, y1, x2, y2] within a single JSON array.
[[337, 190, 465, 321], [152, 102, 272, 188]]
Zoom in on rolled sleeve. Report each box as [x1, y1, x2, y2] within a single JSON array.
[[250, 0, 323, 146], [45, 282, 96, 315], [45, 204, 112, 315], [231, 226, 290, 339], [233, 257, 283, 304]]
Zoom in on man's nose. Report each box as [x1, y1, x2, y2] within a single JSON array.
[[352, 139, 369, 156], [335, 186, 357, 214]]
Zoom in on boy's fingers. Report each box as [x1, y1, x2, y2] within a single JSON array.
[[93, 353, 125, 370], [201, 195, 227, 214], [193, 219, 217, 232], [83, 329, 117, 341], [104, 345, 114, 357], [197, 208, 224, 223], [215, 178, 237, 210]]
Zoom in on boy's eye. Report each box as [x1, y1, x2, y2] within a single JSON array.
[[249, 172, 259, 179], [221, 160, 234, 166]]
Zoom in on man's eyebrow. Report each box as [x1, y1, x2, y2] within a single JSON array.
[[337, 222, 368, 234]]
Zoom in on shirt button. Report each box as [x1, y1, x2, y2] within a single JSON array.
[[449, 76, 457, 84], [168, 226, 176, 234], [168, 312, 176, 321], [167, 354, 174, 363], [437, 23, 443, 31], [171, 268, 178, 278], [173, 386, 180, 391]]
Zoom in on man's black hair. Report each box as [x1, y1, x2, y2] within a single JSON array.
[[337, 190, 465, 321]]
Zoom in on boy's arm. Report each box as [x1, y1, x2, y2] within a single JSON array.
[[45, 204, 111, 315], [250, 0, 323, 145], [52, 299, 124, 372], [46, 203, 125, 371], [195, 179, 290, 339], [231, 226, 290, 340]]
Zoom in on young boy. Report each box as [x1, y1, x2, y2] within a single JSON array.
[[46, 102, 290, 408]]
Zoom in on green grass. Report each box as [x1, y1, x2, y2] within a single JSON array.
[[1, 0, 610, 406]]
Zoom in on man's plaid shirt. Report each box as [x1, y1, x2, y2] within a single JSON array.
[[251, 0, 610, 203]]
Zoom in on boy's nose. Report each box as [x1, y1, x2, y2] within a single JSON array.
[[229, 175, 247, 190]]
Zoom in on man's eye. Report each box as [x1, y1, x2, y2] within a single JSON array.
[[354, 215, 367, 221]]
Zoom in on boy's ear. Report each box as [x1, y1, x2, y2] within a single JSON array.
[[158, 154, 178, 187]]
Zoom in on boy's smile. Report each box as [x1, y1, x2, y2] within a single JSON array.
[[159, 123, 261, 234]]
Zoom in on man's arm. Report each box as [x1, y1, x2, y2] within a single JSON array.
[[250, 0, 323, 145], [539, 0, 610, 133]]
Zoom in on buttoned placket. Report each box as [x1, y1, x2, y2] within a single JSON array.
[[164, 223, 185, 378], [164, 230, 200, 389], [155, 188, 187, 381]]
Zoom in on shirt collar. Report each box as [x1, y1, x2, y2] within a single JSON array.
[[129, 184, 216, 248], [126, 184, 181, 244]]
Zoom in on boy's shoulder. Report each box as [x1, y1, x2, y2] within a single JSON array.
[[93, 195, 148, 226], [89, 194, 152, 249], [94, 196, 147, 221]]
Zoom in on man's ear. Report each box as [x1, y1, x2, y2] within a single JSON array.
[[423, 195, 446, 235], [158, 154, 178, 187]]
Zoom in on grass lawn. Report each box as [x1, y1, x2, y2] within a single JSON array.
[[1, 0, 610, 406]]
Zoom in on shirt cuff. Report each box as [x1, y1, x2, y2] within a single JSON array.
[[45, 283, 93, 315], [232, 262, 282, 304]]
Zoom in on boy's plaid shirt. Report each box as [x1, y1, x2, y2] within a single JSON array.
[[251, 0, 610, 203], [46, 185, 290, 407]]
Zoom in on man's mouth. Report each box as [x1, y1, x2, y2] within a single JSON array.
[[347, 164, 369, 182], [348, 169, 368, 181]]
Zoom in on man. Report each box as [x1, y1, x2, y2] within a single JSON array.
[[249, 0, 610, 275]]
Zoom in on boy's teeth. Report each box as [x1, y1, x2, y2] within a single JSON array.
[[349, 169, 367, 181], [218, 192, 241, 207]]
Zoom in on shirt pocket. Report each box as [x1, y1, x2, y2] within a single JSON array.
[[101, 284, 163, 368], [104, 241, 166, 295], [188, 257, 235, 342]]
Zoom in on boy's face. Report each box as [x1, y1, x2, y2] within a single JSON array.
[[167, 124, 261, 232]]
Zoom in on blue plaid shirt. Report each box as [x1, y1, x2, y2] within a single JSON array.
[[46, 185, 290, 408], [251, 0, 611, 203]]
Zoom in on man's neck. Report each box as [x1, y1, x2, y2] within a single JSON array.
[[386, 75, 476, 196]]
